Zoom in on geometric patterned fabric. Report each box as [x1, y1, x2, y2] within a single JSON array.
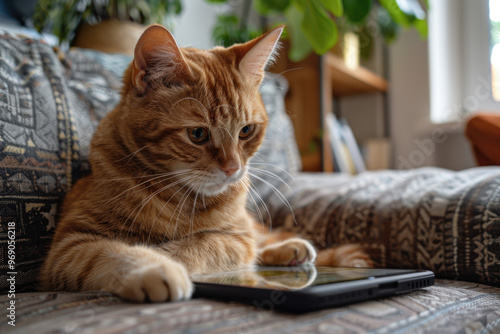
[[1, 280, 499, 333], [0, 32, 121, 293], [250, 167, 500, 287]]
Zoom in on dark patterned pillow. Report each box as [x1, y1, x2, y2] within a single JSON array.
[[0, 32, 121, 293], [255, 167, 500, 286]]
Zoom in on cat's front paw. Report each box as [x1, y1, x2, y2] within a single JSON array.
[[259, 238, 317, 266], [119, 259, 193, 302]]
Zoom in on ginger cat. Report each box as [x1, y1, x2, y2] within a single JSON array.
[[40, 25, 371, 302]]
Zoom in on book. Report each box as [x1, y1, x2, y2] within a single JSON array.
[[340, 118, 366, 173], [326, 113, 350, 173], [326, 113, 367, 174]]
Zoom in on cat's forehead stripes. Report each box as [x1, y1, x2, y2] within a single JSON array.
[[179, 48, 263, 129]]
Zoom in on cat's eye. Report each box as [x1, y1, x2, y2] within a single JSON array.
[[188, 127, 210, 144], [239, 124, 255, 139]]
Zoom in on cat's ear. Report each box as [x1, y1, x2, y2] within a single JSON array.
[[132, 24, 191, 94], [235, 26, 284, 84]]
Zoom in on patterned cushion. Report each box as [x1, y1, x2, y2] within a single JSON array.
[[0, 32, 121, 294], [251, 167, 500, 286], [1, 280, 499, 333]]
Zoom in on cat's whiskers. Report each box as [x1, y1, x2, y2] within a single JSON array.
[[248, 162, 295, 180], [237, 174, 251, 192], [247, 171, 297, 226], [247, 167, 292, 192], [247, 180, 273, 229], [116, 145, 150, 165], [246, 163, 297, 227], [238, 176, 264, 224], [97, 169, 193, 211], [170, 178, 198, 239], [188, 179, 204, 243], [247, 188, 264, 224], [147, 175, 198, 243], [125, 174, 197, 238], [92, 169, 191, 182], [126, 175, 195, 237]]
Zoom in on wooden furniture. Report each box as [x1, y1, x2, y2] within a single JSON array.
[[325, 53, 388, 96], [271, 46, 388, 172]]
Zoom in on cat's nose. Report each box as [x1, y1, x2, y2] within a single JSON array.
[[221, 162, 240, 176], [223, 166, 239, 176]]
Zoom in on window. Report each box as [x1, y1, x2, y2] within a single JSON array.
[[490, 0, 500, 100], [429, 0, 500, 123]]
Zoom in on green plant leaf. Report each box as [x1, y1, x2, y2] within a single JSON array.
[[285, 3, 313, 61], [376, 6, 399, 43], [212, 14, 260, 47], [254, 0, 291, 15], [357, 25, 374, 59], [292, 0, 306, 12], [205, 0, 228, 3], [319, 0, 343, 17], [378, 0, 414, 27], [32, 0, 184, 46], [342, 0, 371, 23], [33, 0, 57, 33], [172, 0, 183, 14], [212, 14, 239, 46], [134, 0, 152, 23], [414, 18, 428, 38], [301, 0, 338, 55]]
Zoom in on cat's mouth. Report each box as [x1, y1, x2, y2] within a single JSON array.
[[199, 167, 247, 196]]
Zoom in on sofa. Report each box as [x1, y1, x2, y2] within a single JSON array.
[[0, 31, 499, 334]]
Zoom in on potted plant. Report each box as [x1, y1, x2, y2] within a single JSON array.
[[33, 0, 182, 55], [206, 0, 428, 62]]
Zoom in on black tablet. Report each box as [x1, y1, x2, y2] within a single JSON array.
[[192, 266, 435, 313]]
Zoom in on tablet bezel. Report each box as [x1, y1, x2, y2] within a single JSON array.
[[192, 267, 435, 313]]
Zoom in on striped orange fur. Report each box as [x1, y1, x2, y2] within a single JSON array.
[[39, 25, 371, 302]]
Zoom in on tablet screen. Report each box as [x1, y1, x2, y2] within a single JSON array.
[[192, 266, 416, 291]]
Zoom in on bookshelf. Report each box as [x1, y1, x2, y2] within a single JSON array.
[[326, 53, 388, 97], [321, 53, 389, 172], [270, 44, 389, 172]]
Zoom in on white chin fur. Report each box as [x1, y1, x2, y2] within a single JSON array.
[[198, 168, 246, 197]]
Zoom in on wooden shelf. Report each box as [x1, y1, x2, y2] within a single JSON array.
[[269, 42, 390, 172], [326, 53, 388, 97]]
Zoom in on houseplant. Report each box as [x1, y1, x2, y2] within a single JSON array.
[[33, 0, 427, 60], [33, 0, 182, 54], [206, 0, 428, 61]]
